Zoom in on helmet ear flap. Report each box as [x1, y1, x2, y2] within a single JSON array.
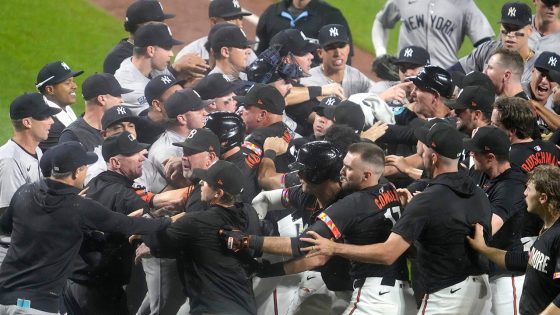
[[204, 112, 246, 153]]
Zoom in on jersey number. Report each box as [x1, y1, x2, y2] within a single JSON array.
[[383, 206, 401, 226]]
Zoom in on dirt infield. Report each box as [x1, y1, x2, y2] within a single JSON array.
[[89, 0, 375, 79]]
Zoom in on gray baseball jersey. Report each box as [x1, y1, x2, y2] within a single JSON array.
[[529, 26, 560, 55], [0, 140, 43, 208], [458, 40, 537, 84], [374, 0, 494, 68], [301, 65, 374, 97], [175, 36, 258, 64], [142, 130, 184, 193]]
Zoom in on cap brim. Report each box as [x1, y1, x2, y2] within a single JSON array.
[[218, 11, 252, 18], [85, 152, 99, 165], [171, 38, 184, 46], [294, 42, 319, 56], [34, 106, 62, 119], [191, 168, 209, 182], [406, 76, 438, 95], [172, 141, 204, 155], [320, 39, 348, 49], [549, 70, 560, 84], [322, 106, 336, 120], [499, 19, 528, 27], [445, 99, 466, 110], [50, 70, 84, 85], [162, 13, 176, 20], [121, 142, 149, 156], [462, 138, 482, 153], [394, 59, 423, 66], [120, 87, 134, 95], [102, 115, 141, 131]]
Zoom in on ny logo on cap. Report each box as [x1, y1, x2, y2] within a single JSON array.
[[128, 133, 136, 142], [508, 7, 516, 17], [329, 27, 339, 37], [232, 0, 240, 8], [116, 106, 127, 115], [161, 76, 172, 84], [60, 62, 70, 71], [325, 97, 336, 106], [187, 129, 197, 139], [404, 48, 413, 58], [549, 56, 558, 67]]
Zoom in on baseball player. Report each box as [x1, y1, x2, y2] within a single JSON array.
[[467, 165, 560, 314], [372, 0, 494, 68], [303, 123, 493, 314], [529, 0, 560, 54]]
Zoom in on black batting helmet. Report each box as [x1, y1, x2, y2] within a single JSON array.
[[289, 141, 343, 184], [407, 65, 454, 98], [204, 111, 246, 153]]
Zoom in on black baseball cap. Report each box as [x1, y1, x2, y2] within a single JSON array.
[[414, 119, 464, 159], [407, 65, 455, 98], [448, 86, 495, 112], [36, 61, 83, 90], [125, 0, 175, 26], [49, 141, 98, 173], [549, 70, 560, 84], [82, 73, 133, 100], [234, 84, 285, 115], [534, 51, 560, 74], [463, 126, 511, 156], [164, 88, 205, 119], [101, 105, 141, 130], [192, 160, 244, 194], [134, 22, 183, 48], [10, 92, 62, 120], [173, 128, 221, 156], [194, 73, 243, 100], [205, 23, 238, 52], [542, 0, 560, 6], [500, 2, 532, 27], [144, 74, 185, 105], [455, 71, 495, 93], [312, 96, 342, 116], [318, 24, 349, 48], [270, 29, 318, 57], [209, 0, 252, 18], [211, 26, 256, 51], [395, 46, 430, 66], [323, 100, 365, 133], [102, 131, 149, 162]]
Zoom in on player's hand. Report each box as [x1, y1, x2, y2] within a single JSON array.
[[361, 121, 388, 142], [300, 231, 337, 257], [153, 188, 188, 210], [128, 208, 144, 217], [163, 157, 184, 181], [78, 186, 89, 198], [172, 52, 209, 77], [378, 82, 413, 103], [321, 83, 345, 100], [396, 188, 413, 206], [385, 155, 411, 174], [218, 225, 251, 252], [263, 137, 289, 155], [129, 234, 142, 245], [170, 212, 186, 223], [251, 192, 270, 219], [134, 243, 152, 264], [466, 223, 487, 253]]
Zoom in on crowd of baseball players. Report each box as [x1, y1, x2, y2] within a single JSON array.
[[2, 0, 560, 314]]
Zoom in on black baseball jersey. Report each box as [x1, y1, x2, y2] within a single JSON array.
[[392, 172, 492, 293], [244, 122, 295, 173], [285, 81, 319, 137], [183, 184, 205, 213], [510, 139, 560, 174], [477, 168, 527, 276], [225, 149, 260, 204], [520, 219, 560, 314], [306, 183, 409, 281], [59, 117, 103, 152]]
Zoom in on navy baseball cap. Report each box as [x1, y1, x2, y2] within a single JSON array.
[[270, 29, 318, 57], [234, 84, 285, 115], [10, 93, 62, 120], [463, 126, 510, 156], [500, 2, 532, 27], [447, 86, 495, 112], [102, 131, 149, 162], [36, 61, 83, 90], [534, 52, 560, 74], [126, 1, 174, 26], [164, 88, 205, 119], [194, 73, 243, 100], [542, 0, 560, 6], [192, 160, 244, 195], [318, 24, 349, 48], [50, 141, 98, 173], [134, 22, 183, 48], [173, 128, 221, 156], [312, 96, 342, 117], [144, 74, 185, 105], [414, 120, 464, 159], [211, 26, 256, 51], [395, 46, 430, 66], [101, 105, 141, 130], [208, 0, 251, 18], [82, 73, 133, 100], [549, 70, 560, 84], [322, 100, 365, 133]]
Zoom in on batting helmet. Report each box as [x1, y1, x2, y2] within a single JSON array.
[[289, 141, 343, 184], [407, 65, 454, 98], [204, 111, 246, 153]]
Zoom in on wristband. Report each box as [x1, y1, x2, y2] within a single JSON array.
[[308, 86, 321, 99], [250, 235, 264, 252], [263, 150, 277, 161]]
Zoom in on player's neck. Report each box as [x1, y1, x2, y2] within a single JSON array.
[[534, 16, 560, 35], [485, 162, 510, 179], [315, 181, 342, 208], [541, 209, 560, 230], [12, 132, 40, 155], [502, 82, 524, 98], [132, 55, 154, 78], [519, 47, 534, 63], [321, 64, 345, 83], [83, 105, 104, 130], [215, 60, 240, 78]]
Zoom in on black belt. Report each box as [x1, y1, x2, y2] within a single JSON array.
[[353, 277, 401, 289]]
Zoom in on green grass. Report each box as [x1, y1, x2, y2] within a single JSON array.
[[326, 0, 534, 57], [0, 0, 125, 143]]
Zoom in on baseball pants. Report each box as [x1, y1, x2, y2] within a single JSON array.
[[418, 275, 491, 315], [62, 279, 128, 315], [488, 275, 525, 315], [344, 277, 416, 315], [136, 257, 185, 315], [0, 305, 59, 315]]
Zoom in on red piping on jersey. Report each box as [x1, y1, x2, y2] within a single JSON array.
[[421, 294, 429, 315], [512, 276, 518, 315], [348, 286, 362, 315], [273, 288, 278, 315]]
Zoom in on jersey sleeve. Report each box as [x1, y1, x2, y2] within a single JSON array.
[[0, 158, 27, 208], [458, 41, 496, 74], [376, 0, 401, 29], [464, 1, 495, 44], [315, 197, 357, 240], [391, 193, 431, 242], [489, 181, 521, 222]]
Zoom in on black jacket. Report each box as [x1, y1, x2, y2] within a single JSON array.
[[0, 179, 169, 313]]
